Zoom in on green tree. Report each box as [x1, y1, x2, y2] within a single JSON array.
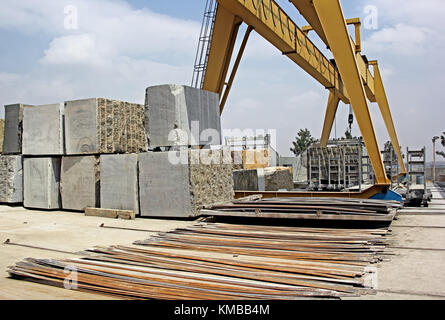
[[437, 132, 445, 158], [290, 129, 316, 156]]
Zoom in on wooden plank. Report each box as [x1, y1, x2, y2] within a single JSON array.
[[85, 208, 135, 220]]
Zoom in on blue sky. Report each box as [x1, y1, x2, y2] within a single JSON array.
[[0, 0, 444, 158]]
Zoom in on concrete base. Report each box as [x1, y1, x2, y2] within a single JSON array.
[[100, 154, 139, 213], [65, 98, 147, 155], [144, 85, 221, 148], [22, 104, 64, 155], [138, 150, 233, 218], [0, 156, 23, 203], [2, 104, 33, 154], [23, 157, 61, 209], [61, 156, 100, 211]]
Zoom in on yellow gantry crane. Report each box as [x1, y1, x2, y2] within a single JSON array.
[[195, 0, 406, 199]]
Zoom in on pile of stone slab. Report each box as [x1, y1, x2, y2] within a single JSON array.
[[0, 85, 234, 218]]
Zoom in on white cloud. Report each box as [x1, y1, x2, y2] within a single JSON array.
[[41, 34, 108, 67], [364, 23, 434, 55], [0, 0, 200, 111]]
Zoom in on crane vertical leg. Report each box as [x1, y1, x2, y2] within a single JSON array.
[[312, 0, 389, 185], [203, 5, 242, 96], [320, 91, 340, 147], [220, 26, 254, 113], [370, 61, 407, 175]]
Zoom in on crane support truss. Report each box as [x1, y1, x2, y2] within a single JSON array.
[[203, 0, 407, 195]]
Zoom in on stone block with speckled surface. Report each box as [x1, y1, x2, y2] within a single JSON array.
[[65, 98, 147, 155], [0, 155, 23, 203]]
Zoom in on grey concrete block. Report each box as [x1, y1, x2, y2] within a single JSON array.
[[138, 150, 233, 218], [0, 155, 23, 203], [145, 85, 221, 148], [65, 98, 147, 155], [2, 104, 33, 154], [24, 157, 61, 209], [100, 154, 139, 213], [61, 156, 99, 211], [22, 104, 64, 155]]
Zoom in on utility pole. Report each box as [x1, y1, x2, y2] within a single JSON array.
[[433, 136, 439, 182]]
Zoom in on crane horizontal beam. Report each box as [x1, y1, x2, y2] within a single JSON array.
[[211, 0, 348, 103]]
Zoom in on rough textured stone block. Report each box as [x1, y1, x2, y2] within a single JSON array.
[[233, 169, 259, 191], [61, 156, 100, 211], [138, 150, 233, 218], [65, 98, 147, 155], [22, 104, 64, 155], [145, 85, 221, 148], [0, 155, 23, 203], [233, 167, 293, 191], [2, 104, 33, 154], [100, 154, 139, 213], [263, 167, 294, 191], [0, 119, 4, 153], [24, 157, 61, 209]]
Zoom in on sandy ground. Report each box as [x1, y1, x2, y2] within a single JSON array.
[[0, 183, 444, 300]]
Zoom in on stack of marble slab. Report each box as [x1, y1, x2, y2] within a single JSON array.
[[61, 98, 146, 212]]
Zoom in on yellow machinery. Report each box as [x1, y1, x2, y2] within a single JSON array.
[[194, 0, 406, 199]]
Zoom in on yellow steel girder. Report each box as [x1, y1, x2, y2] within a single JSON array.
[[370, 60, 407, 175], [203, 5, 242, 96], [208, 0, 348, 103], [312, 0, 389, 185], [320, 91, 340, 147]]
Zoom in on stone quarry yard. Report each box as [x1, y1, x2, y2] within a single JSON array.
[[0, 183, 444, 300]]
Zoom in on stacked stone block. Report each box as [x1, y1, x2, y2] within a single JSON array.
[[22, 103, 65, 155], [0, 155, 23, 203], [61, 156, 100, 211], [100, 154, 139, 213], [138, 150, 233, 218], [23, 157, 61, 209], [2, 104, 33, 154], [233, 167, 294, 192], [144, 85, 221, 148], [65, 98, 147, 155]]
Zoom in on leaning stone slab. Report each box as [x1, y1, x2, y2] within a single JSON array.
[[0, 155, 23, 203], [61, 156, 100, 211], [144, 85, 221, 148], [65, 98, 147, 155], [2, 104, 33, 154], [22, 103, 64, 155], [138, 149, 233, 218], [100, 154, 139, 213], [23, 157, 61, 209]]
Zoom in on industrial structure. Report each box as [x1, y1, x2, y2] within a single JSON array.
[[0, 0, 442, 302], [193, 0, 406, 200]]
